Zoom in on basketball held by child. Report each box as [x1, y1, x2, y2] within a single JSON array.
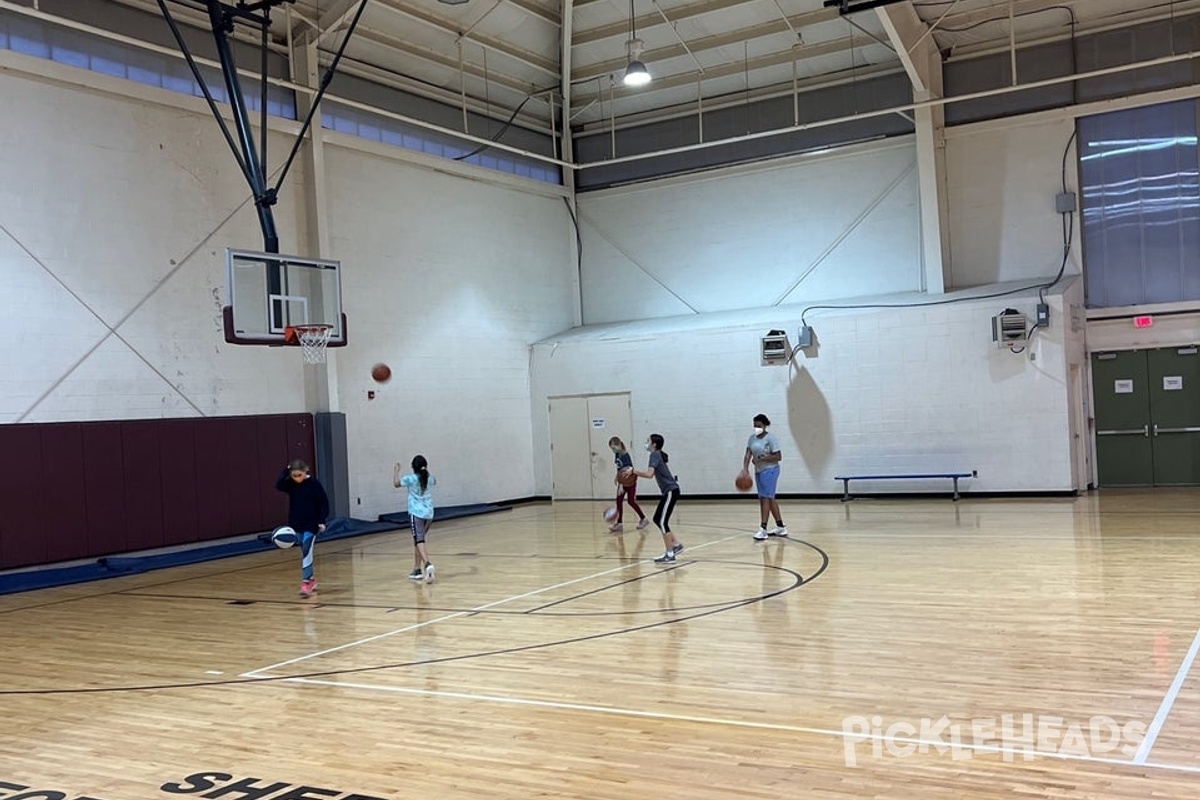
[[617, 467, 637, 487], [272, 525, 298, 549], [603, 506, 618, 523], [371, 363, 392, 383], [735, 471, 754, 492]]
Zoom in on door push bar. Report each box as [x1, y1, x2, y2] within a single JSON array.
[[1096, 426, 1149, 437]]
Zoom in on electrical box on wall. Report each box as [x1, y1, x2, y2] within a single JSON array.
[[761, 330, 791, 365], [992, 309, 1029, 348]]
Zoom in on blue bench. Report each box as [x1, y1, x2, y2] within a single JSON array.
[[834, 473, 973, 501]]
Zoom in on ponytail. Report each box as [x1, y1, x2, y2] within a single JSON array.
[[411, 454, 429, 492]]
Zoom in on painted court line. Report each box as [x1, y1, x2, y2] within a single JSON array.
[[242, 564, 639, 676], [240, 533, 1200, 776], [284, 677, 1200, 776], [243, 532, 742, 678], [1134, 624, 1200, 764]]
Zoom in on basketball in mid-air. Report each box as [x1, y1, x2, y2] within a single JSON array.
[[271, 526, 298, 549], [617, 467, 637, 487], [371, 363, 392, 383], [735, 472, 754, 492], [602, 506, 618, 522]]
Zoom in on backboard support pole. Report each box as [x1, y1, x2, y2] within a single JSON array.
[[203, 0, 279, 253]]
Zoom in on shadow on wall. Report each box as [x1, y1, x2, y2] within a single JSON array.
[[989, 340, 1029, 382], [787, 361, 833, 478]]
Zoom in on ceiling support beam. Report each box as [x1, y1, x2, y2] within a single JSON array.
[[877, 0, 948, 293], [572, 31, 871, 99], [574, 1, 837, 47], [371, 0, 558, 77], [560, 0, 583, 327], [353, 26, 535, 95]]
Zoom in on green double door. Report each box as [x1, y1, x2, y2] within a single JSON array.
[[1092, 347, 1200, 486]]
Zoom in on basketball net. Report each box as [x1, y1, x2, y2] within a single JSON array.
[[291, 324, 333, 364]]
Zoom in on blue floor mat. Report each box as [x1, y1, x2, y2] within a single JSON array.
[[0, 505, 506, 596], [377, 502, 510, 526]]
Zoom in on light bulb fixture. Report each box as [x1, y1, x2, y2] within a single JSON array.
[[624, 39, 650, 87], [622, 0, 650, 87], [623, 59, 650, 87]]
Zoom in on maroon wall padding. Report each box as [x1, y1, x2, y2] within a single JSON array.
[[121, 421, 165, 552], [193, 418, 235, 543], [158, 419, 199, 546], [0, 425, 46, 569], [82, 423, 127, 557], [224, 416, 265, 536], [0, 413, 315, 570], [287, 415, 316, 467], [40, 424, 88, 565], [256, 416, 291, 530]]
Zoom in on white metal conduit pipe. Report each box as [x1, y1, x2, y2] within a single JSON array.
[[0, 0, 568, 169], [578, 48, 1200, 171], [2, 0, 1199, 174]]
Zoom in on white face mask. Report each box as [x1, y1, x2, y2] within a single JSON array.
[[644, 442, 652, 451], [753, 427, 765, 436]]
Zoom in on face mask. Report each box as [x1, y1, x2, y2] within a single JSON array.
[[644, 443, 652, 451], [754, 427, 765, 436]]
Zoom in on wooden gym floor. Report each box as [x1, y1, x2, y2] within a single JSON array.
[[3, 491, 1200, 799]]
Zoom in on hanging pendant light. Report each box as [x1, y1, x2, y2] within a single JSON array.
[[623, 0, 650, 87]]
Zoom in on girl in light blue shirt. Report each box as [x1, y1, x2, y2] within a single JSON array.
[[394, 454, 437, 583]]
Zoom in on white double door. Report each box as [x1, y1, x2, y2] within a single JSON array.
[[548, 393, 634, 500]]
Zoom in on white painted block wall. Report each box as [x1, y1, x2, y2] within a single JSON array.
[[0, 70, 309, 424], [533, 115, 1091, 495], [531, 288, 1077, 496], [321, 140, 576, 513], [2, 50, 1110, 521], [577, 140, 923, 324], [1, 60, 576, 521], [945, 116, 1083, 289]]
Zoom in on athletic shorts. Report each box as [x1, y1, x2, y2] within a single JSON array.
[[755, 465, 780, 499], [411, 515, 431, 544]]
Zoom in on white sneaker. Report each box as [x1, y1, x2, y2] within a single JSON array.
[[424, 562, 436, 583], [608, 523, 624, 532], [753, 527, 769, 541], [771, 526, 789, 538]]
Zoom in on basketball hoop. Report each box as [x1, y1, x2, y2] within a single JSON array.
[[286, 324, 334, 364]]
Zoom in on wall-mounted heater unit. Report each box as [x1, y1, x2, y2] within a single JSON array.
[[992, 309, 1029, 348], [761, 330, 791, 366]]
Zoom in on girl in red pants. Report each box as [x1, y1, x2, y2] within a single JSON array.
[[608, 437, 648, 533]]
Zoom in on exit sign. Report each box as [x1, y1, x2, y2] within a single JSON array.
[[1134, 315, 1154, 328]]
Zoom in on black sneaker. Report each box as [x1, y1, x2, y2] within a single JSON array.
[[671, 542, 684, 554], [654, 551, 676, 564], [408, 568, 424, 581]]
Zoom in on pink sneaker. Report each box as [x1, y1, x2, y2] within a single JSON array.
[[299, 579, 317, 598]]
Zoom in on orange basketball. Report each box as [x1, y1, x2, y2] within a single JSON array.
[[371, 363, 392, 383], [617, 467, 637, 487], [735, 471, 754, 492]]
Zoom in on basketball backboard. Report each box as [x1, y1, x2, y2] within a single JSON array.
[[223, 248, 347, 347]]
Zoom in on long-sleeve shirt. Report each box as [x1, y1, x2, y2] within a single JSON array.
[[275, 469, 330, 534]]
